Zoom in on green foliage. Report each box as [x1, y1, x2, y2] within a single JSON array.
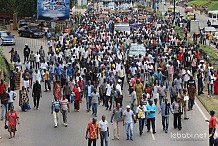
[[0, 48, 9, 79], [188, 1, 210, 6], [207, 2, 218, 11], [0, 0, 37, 18]]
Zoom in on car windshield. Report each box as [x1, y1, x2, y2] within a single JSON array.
[[115, 26, 130, 32], [1, 32, 10, 37]]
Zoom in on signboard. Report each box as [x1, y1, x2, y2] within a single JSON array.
[[37, 0, 70, 21]]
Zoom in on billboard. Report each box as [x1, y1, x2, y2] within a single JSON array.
[[37, 0, 70, 21]]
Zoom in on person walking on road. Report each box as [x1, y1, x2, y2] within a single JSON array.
[[85, 81, 94, 112], [1, 89, 9, 120], [63, 81, 71, 102], [123, 105, 135, 141], [136, 101, 147, 136], [86, 117, 99, 146], [5, 105, 19, 139], [44, 69, 51, 92], [99, 115, 109, 146], [8, 88, 17, 108], [111, 103, 122, 140], [172, 98, 182, 130], [32, 80, 42, 109], [23, 44, 30, 64], [181, 89, 189, 120], [159, 98, 172, 133], [146, 99, 157, 134], [187, 76, 196, 110], [91, 88, 99, 117], [134, 79, 143, 105], [206, 110, 217, 146], [73, 84, 81, 111], [60, 96, 70, 127], [19, 86, 29, 112], [51, 96, 61, 128]]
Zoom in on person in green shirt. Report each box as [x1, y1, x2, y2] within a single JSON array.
[[29, 51, 35, 68]]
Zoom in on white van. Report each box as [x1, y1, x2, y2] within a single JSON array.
[[114, 23, 130, 35]]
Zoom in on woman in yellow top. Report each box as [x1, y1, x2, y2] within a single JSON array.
[[134, 79, 144, 105]]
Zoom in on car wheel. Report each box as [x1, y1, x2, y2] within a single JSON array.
[[0, 39, 2, 46], [29, 34, 33, 38]]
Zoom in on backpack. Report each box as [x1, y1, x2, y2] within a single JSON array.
[[53, 100, 60, 113]]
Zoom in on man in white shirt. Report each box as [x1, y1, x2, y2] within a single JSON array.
[[123, 105, 135, 141], [106, 81, 113, 110], [136, 102, 147, 136], [35, 52, 41, 70], [118, 66, 125, 90], [99, 115, 109, 146], [8, 88, 17, 108]]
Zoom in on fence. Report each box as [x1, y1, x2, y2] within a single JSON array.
[[15, 37, 48, 50]]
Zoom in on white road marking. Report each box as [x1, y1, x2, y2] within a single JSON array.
[[151, 131, 155, 140], [195, 101, 218, 137]]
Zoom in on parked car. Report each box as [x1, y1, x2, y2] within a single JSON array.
[[0, 30, 15, 46], [18, 26, 44, 38], [185, 6, 194, 13], [18, 20, 28, 28]]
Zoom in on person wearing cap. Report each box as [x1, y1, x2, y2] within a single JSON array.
[[206, 110, 216, 146], [123, 105, 135, 141], [23, 44, 30, 64], [86, 117, 99, 146]]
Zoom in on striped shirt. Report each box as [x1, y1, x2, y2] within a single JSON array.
[[60, 99, 68, 110]]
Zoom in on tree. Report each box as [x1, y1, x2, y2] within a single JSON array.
[[0, 0, 37, 18]]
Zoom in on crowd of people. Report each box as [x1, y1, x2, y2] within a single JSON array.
[[0, 2, 218, 146]]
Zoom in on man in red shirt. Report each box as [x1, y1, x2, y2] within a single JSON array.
[[206, 110, 217, 146], [177, 51, 184, 63], [86, 117, 99, 146], [0, 79, 6, 95]]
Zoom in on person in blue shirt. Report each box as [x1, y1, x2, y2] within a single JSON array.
[[67, 63, 74, 79], [146, 99, 157, 134], [154, 69, 163, 84], [54, 63, 61, 80], [85, 81, 94, 112]]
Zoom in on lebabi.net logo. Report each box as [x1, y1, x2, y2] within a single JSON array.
[[170, 132, 207, 141]]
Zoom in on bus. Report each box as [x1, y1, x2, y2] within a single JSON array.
[[208, 10, 218, 27]]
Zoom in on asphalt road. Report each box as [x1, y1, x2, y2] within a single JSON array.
[[159, 2, 218, 30], [0, 17, 216, 146]]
